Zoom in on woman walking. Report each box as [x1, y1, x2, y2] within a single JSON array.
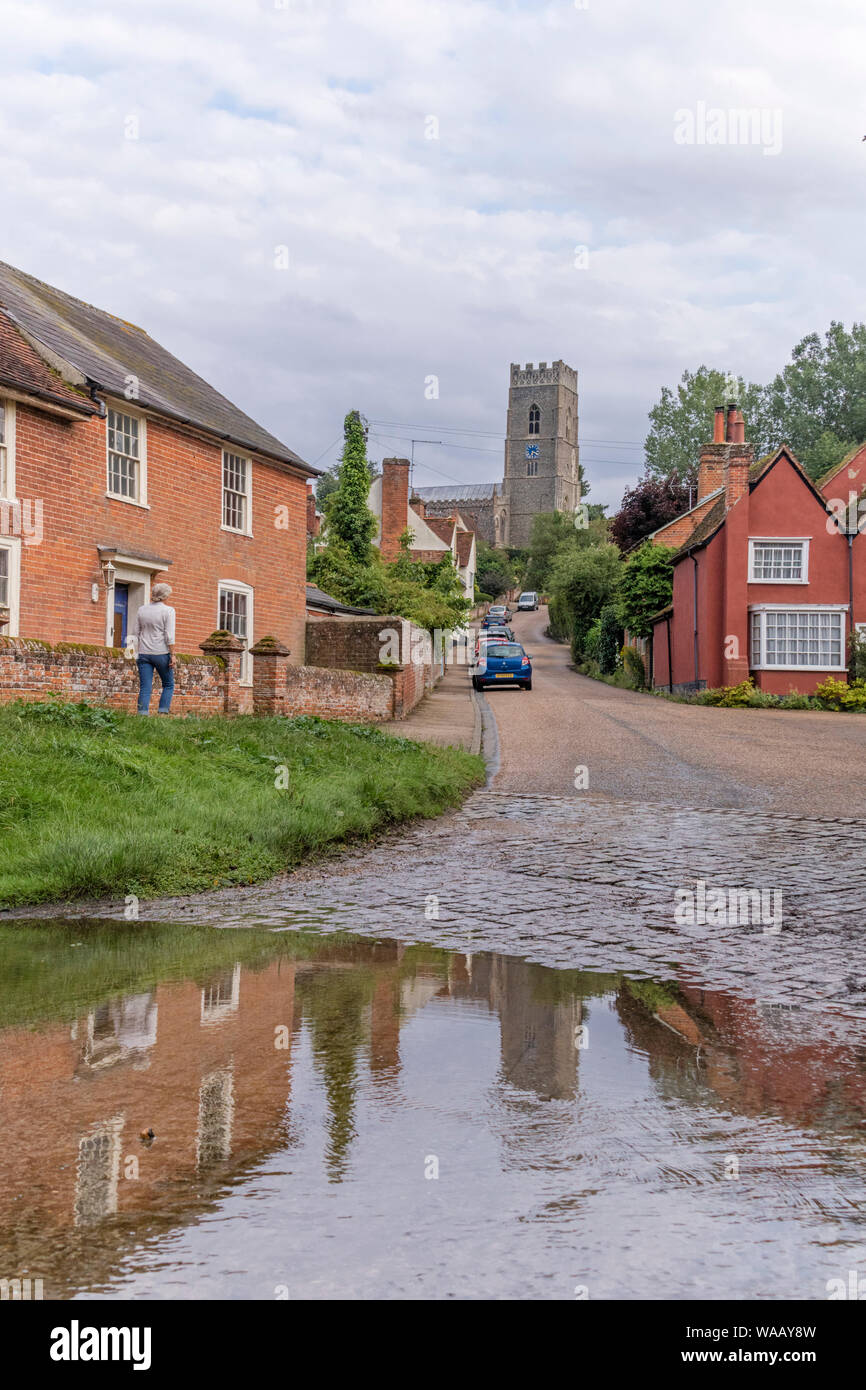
[[132, 582, 176, 715]]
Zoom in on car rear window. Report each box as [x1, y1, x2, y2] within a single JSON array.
[[519, 593, 534, 600], [485, 644, 523, 659]]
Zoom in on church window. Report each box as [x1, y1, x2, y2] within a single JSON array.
[[526, 457, 538, 476], [528, 404, 540, 435]]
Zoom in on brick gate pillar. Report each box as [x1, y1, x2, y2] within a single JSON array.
[[200, 631, 246, 714], [250, 636, 291, 715]]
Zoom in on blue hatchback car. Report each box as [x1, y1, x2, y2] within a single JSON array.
[[473, 641, 532, 691]]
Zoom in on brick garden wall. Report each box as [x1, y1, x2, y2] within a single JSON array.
[[282, 665, 394, 721], [0, 632, 427, 723], [304, 614, 436, 716], [0, 637, 236, 714]]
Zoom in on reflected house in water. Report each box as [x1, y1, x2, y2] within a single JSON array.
[[3, 930, 865, 1299], [0, 958, 297, 1262], [616, 982, 866, 1134]]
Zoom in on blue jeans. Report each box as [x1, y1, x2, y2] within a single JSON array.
[[137, 654, 175, 714]]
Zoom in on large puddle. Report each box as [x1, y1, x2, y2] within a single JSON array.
[[1, 920, 864, 1300]]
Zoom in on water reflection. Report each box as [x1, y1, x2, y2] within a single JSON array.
[[0, 924, 864, 1299]]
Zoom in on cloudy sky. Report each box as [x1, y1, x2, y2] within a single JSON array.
[[2, 0, 865, 509]]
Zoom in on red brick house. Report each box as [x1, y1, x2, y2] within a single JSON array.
[[0, 261, 316, 677], [650, 404, 858, 694]]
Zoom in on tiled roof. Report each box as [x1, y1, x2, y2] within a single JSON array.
[[456, 530, 474, 566], [0, 260, 314, 473], [423, 516, 456, 544], [414, 483, 498, 502], [0, 308, 95, 415], [815, 444, 866, 493], [305, 584, 375, 616]]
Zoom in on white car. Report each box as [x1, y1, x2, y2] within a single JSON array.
[[517, 591, 539, 611]]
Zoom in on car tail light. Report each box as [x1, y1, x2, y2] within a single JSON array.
[[521, 656, 530, 666]]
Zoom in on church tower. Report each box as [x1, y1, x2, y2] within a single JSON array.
[[502, 360, 580, 548]]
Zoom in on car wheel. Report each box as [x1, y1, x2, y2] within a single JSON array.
[[472, 676, 479, 690], [523, 680, 532, 690]]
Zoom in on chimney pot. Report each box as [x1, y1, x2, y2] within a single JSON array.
[[713, 405, 726, 443], [725, 403, 738, 442]]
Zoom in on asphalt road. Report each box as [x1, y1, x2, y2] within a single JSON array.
[[488, 606, 866, 816]]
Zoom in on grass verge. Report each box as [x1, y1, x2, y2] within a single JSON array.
[[0, 703, 484, 908]]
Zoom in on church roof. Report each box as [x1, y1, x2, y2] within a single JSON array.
[[414, 483, 498, 502]]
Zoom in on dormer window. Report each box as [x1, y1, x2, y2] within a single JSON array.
[[528, 404, 540, 436]]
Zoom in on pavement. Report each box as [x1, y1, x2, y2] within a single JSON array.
[[381, 658, 482, 755]]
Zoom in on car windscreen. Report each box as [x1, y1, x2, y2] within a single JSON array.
[[485, 644, 523, 660], [518, 593, 534, 601]]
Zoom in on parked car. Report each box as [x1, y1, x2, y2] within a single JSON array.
[[517, 591, 539, 611], [482, 603, 513, 626], [474, 631, 511, 659], [472, 641, 532, 691]]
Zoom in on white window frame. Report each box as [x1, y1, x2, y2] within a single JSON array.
[[0, 535, 21, 635], [748, 537, 809, 584], [106, 404, 148, 508], [0, 398, 16, 500], [217, 579, 254, 685], [221, 449, 253, 536], [749, 604, 847, 671]]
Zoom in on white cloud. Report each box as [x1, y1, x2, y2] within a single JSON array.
[[1, 0, 865, 506]]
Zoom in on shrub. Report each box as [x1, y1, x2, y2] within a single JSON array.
[[621, 645, 647, 690], [12, 698, 119, 731], [598, 605, 622, 674], [582, 619, 601, 664], [815, 677, 866, 710]]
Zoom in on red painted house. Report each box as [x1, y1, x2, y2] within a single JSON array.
[[0, 260, 316, 675], [651, 404, 859, 695]]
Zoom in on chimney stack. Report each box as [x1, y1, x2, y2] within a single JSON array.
[[306, 487, 320, 538], [381, 457, 410, 561], [697, 400, 753, 506]]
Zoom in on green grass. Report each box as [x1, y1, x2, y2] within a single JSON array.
[[0, 703, 484, 907]]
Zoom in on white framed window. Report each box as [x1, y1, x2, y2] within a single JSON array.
[[106, 406, 147, 506], [222, 450, 252, 534], [0, 399, 15, 499], [750, 606, 846, 670], [0, 537, 21, 634], [748, 538, 809, 583], [218, 580, 254, 684]]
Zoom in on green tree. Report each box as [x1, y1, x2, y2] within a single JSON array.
[[759, 322, 866, 479], [524, 509, 609, 592], [475, 540, 516, 599], [546, 542, 622, 657], [615, 542, 677, 639], [315, 464, 340, 507], [645, 366, 765, 487], [326, 411, 378, 562]]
